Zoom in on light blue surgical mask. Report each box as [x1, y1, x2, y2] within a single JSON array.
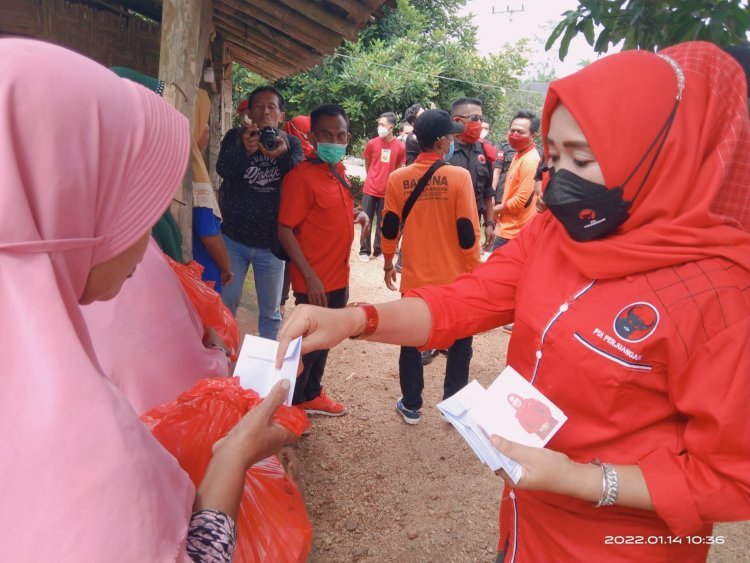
[[316, 143, 347, 163], [444, 139, 455, 161]]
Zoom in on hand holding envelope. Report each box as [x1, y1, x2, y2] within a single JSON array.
[[233, 334, 303, 405], [437, 366, 567, 485]]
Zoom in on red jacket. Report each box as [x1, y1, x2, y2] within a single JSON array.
[[409, 214, 750, 561]]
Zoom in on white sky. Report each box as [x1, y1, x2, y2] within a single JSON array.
[[460, 0, 610, 78]]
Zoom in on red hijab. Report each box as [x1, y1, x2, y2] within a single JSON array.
[[542, 42, 750, 279], [283, 115, 314, 158]]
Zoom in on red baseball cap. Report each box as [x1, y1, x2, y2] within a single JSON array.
[[237, 99, 248, 113]]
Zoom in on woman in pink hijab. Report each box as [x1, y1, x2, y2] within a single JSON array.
[[82, 238, 231, 416], [0, 39, 293, 561]]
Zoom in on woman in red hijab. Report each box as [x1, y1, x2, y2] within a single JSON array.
[[277, 41, 750, 560], [282, 115, 314, 159]]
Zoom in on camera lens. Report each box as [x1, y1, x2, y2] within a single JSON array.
[[260, 127, 277, 151]]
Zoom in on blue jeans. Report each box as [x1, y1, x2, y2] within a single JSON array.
[[221, 234, 284, 340]]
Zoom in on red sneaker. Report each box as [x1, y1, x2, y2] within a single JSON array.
[[299, 389, 346, 417]]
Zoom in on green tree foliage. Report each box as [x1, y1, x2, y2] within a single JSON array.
[[232, 0, 531, 144], [546, 0, 750, 60]]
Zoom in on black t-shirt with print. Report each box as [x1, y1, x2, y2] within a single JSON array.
[[216, 127, 303, 248]]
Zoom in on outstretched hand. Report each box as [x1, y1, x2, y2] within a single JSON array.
[[276, 304, 361, 368]]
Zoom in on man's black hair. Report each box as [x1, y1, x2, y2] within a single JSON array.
[[247, 85, 285, 111], [380, 111, 397, 126], [310, 103, 349, 132], [417, 135, 441, 153], [451, 97, 483, 114], [404, 103, 423, 125], [511, 110, 540, 134]]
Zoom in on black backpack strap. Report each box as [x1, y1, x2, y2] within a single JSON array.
[[401, 160, 446, 226], [307, 157, 352, 194]]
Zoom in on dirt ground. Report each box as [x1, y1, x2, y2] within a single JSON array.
[[235, 229, 749, 563]]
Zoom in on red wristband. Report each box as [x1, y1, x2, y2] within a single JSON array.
[[347, 302, 379, 340]]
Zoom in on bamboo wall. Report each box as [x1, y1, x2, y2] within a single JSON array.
[[0, 0, 161, 76]]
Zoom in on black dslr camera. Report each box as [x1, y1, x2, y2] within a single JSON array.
[[259, 127, 278, 151]]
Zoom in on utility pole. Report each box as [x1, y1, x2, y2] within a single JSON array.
[[491, 3, 525, 21]]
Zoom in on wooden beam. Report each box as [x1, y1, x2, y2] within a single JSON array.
[[213, 7, 320, 66], [229, 46, 289, 80], [121, 0, 163, 21], [214, 18, 308, 69], [318, 0, 372, 23], [231, 50, 285, 80], [219, 30, 302, 74], [215, 0, 328, 55], [214, 27, 317, 76], [276, 0, 356, 40], [222, 36, 291, 77], [158, 0, 213, 260], [215, 0, 342, 55]]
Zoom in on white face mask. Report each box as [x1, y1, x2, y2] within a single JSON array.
[[480, 128, 489, 139], [377, 126, 389, 138]]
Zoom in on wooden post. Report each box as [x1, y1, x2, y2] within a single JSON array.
[[158, 0, 213, 261], [209, 40, 232, 195]]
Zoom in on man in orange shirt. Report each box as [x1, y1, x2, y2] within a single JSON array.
[[381, 109, 481, 424], [491, 110, 541, 250], [278, 103, 368, 417]]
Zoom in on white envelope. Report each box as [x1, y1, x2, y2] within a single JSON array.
[[232, 334, 302, 406], [438, 379, 523, 483]]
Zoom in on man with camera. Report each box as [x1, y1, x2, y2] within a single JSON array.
[[217, 86, 304, 339]]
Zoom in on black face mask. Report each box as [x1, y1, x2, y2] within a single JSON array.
[[544, 91, 682, 242], [543, 169, 631, 241]]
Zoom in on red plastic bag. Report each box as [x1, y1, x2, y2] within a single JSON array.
[[238, 456, 311, 562], [142, 377, 312, 562], [165, 256, 240, 360]]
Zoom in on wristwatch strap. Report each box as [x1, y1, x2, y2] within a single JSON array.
[[347, 302, 379, 340]]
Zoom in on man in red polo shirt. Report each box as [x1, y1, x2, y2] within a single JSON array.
[[278, 103, 368, 416], [359, 111, 406, 262]]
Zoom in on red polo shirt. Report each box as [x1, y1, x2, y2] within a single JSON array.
[[278, 160, 354, 293]]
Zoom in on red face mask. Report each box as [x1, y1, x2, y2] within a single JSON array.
[[456, 120, 482, 144], [507, 132, 532, 151]]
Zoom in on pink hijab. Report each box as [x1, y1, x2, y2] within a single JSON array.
[[82, 240, 229, 416], [0, 39, 193, 560]]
